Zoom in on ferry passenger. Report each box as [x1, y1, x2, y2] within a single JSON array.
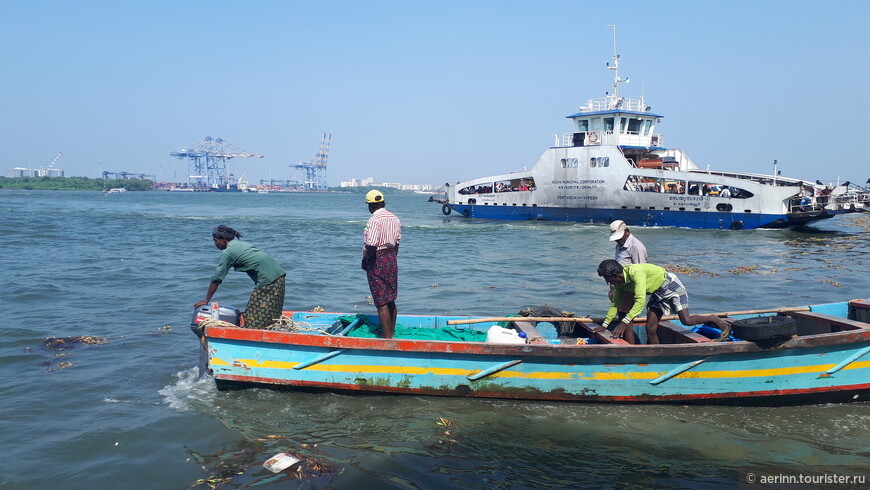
[[608, 220, 648, 321], [194, 225, 286, 329], [595, 260, 732, 344], [361, 190, 402, 339], [719, 186, 731, 198]]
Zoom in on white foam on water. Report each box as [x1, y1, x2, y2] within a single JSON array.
[[158, 367, 217, 413]]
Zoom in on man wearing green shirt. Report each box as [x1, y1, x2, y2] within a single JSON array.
[[595, 260, 731, 344], [194, 225, 286, 329]]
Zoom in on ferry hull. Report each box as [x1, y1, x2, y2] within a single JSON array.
[[447, 203, 794, 229], [201, 300, 870, 405]]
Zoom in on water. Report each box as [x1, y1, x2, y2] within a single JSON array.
[[2, 190, 868, 488]]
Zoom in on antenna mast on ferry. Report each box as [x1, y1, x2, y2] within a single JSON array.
[[607, 24, 619, 103], [605, 24, 634, 110]]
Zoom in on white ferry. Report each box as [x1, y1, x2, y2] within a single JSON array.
[[438, 46, 869, 230], [106, 188, 126, 194]]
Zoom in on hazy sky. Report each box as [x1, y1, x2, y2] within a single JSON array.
[[2, 0, 868, 187]]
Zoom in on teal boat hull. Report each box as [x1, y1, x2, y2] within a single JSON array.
[[200, 300, 870, 405]]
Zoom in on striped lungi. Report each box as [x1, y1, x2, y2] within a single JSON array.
[[647, 272, 688, 316]]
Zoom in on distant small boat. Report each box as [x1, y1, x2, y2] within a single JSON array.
[[105, 188, 126, 194], [193, 298, 870, 405]]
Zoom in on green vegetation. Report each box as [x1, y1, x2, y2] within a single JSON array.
[[0, 176, 153, 191], [326, 186, 416, 195]]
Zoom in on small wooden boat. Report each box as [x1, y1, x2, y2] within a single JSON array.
[[193, 299, 870, 405]]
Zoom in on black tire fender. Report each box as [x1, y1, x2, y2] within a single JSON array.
[[731, 315, 796, 342], [441, 204, 452, 215], [462, 208, 470, 217]]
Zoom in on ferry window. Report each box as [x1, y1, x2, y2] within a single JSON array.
[[627, 118, 642, 134], [620, 117, 627, 133], [624, 175, 664, 192], [463, 183, 493, 194], [604, 118, 614, 132], [561, 158, 567, 168], [591, 157, 609, 168], [495, 177, 535, 192], [688, 181, 753, 199], [664, 180, 685, 194], [576, 120, 589, 132], [643, 120, 652, 135], [561, 158, 578, 168]]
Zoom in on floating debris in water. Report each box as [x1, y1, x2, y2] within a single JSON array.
[[731, 265, 760, 275], [159, 325, 172, 331], [430, 284, 439, 287], [311, 306, 325, 312], [663, 265, 719, 277], [186, 439, 335, 488], [43, 336, 109, 350], [46, 360, 73, 372]]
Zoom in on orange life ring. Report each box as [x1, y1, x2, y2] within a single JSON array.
[[588, 131, 599, 144]]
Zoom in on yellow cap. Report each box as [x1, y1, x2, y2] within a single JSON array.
[[365, 190, 384, 203]]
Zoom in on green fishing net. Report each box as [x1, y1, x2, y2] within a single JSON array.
[[336, 314, 487, 342]]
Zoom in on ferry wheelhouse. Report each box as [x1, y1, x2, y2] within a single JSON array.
[[437, 48, 869, 229]]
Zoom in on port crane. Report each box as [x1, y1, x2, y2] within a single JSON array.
[[170, 137, 263, 189], [290, 132, 331, 191]]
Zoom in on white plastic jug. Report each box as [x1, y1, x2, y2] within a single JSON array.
[[486, 325, 526, 344]]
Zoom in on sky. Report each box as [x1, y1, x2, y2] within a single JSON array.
[[1, 0, 868, 187]]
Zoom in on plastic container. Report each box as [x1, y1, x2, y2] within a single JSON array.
[[485, 325, 526, 344], [191, 304, 242, 326], [263, 452, 301, 473]]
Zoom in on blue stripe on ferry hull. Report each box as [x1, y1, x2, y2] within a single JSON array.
[[450, 204, 787, 230]]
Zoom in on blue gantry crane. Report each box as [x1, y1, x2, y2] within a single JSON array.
[[170, 137, 263, 189], [290, 132, 331, 191]]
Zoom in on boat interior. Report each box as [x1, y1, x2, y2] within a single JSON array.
[[279, 299, 870, 346], [544, 299, 870, 345]]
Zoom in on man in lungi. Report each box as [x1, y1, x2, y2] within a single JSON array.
[[195, 225, 286, 329], [361, 190, 401, 338], [595, 259, 732, 344]]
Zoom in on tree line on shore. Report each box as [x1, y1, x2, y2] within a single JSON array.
[[0, 176, 153, 191]]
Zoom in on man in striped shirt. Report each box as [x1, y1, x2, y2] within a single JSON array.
[[361, 190, 401, 338]]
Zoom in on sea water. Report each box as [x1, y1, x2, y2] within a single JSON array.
[[1, 190, 868, 488]]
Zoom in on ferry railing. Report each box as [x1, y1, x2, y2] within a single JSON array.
[[559, 132, 664, 148], [578, 96, 647, 113]]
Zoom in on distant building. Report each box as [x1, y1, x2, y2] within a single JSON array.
[[339, 176, 434, 192], [6, 166, 64, 178], [7, 167, 31, 178]]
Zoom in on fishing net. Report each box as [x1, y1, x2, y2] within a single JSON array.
[[335, 314, 487, 342]]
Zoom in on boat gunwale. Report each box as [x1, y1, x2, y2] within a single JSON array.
[[204, 323, 870, 359]]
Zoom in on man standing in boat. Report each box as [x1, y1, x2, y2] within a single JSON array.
[[194, 225, 286, 329], [608, 220, 648, 328], [595, 259, 732, 344], [361, 190, 401, 339], [610, 220, 647, 266]]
